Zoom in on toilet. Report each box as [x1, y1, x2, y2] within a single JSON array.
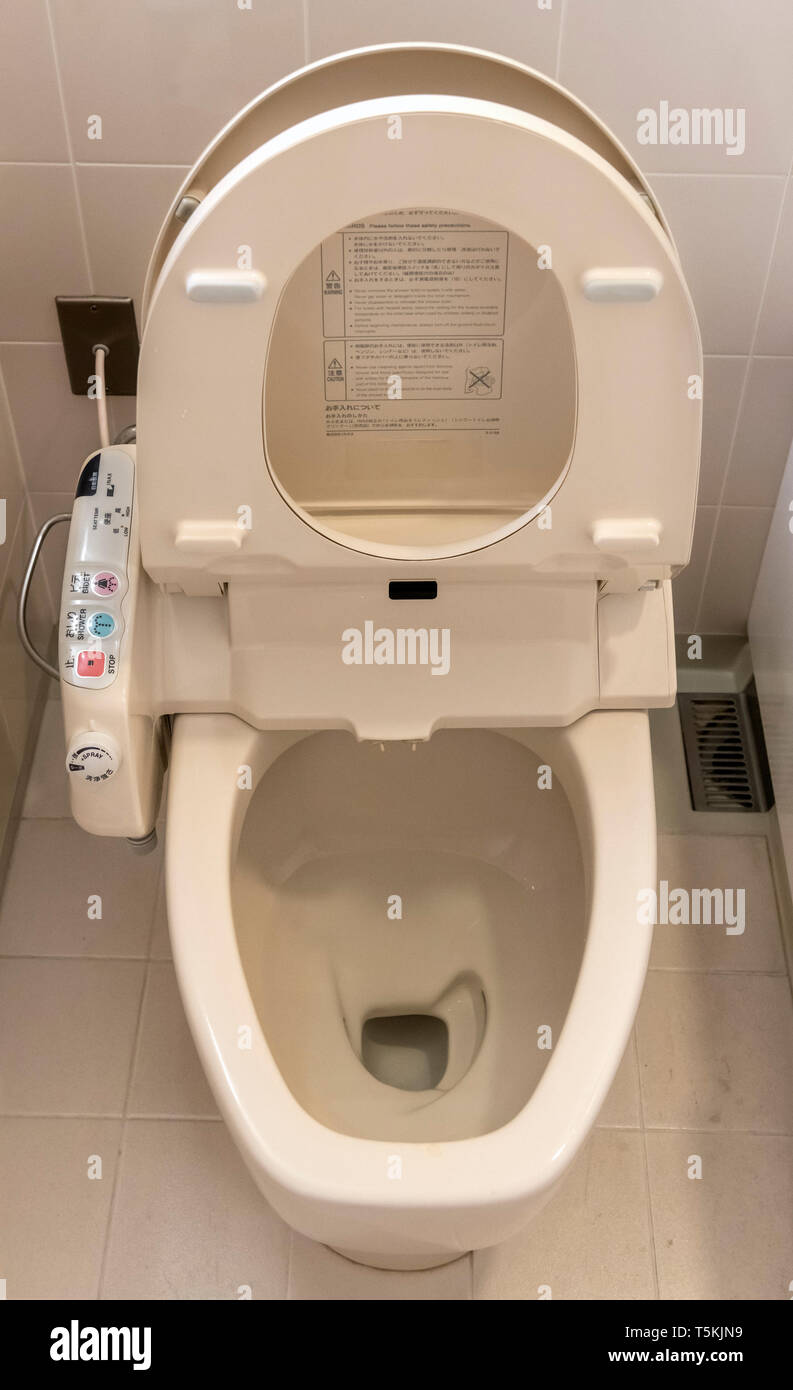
[[56, 44, 701, 1268]]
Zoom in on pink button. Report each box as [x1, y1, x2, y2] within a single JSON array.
[[77, 650, 106, 677], [91, 571, 119, 597]]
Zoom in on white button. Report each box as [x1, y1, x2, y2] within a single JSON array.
[[592, 519, 662, 550], [174, 519, 245, 553], [185, 270, 266, 303], [581, 268, 663, 302]]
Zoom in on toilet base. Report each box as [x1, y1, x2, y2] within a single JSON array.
[[329, 1245, 470, 1272]]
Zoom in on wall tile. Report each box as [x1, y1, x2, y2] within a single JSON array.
[[672, 504, 716, 633], [699, 356, 746, 505], [307, 0, 561, 73], [51, 0, 305, 165], [108, 396, 136, 440], [697, 505, 774, 634], [0, 502, 55, 717], [28, 491, 71, 615], [0, 368, 25, 589], [0, 344, 101, 493], [0, 695, 18, 828], [755, 179, 793, 356], [77, 164, 190, 319], [0, 0, 68, 161], [723, 357, 793, 507], [21, 697, 69, 817], [649, 175, 784, 355], [560, 0, 793, 175], [0, 165, 89, 341]]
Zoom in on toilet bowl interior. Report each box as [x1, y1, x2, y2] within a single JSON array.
[[232, 729, 587, 1142]]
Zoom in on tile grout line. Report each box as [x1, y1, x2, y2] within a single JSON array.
[[95, 946, 151, 1299], [0, 953, 152, 961], [554, 0, 567, 82], [44, 0, 94, 296], [96, 845, 166, 1297], [645, 170, 787, 181], [760, 828, 793, 1004], [2, 1112, 788, 1134], [646, 965, 788, 977], [0, 1110, 223, 1122], [633, 1028, 661, 1299], [693, 147, 793, 631]]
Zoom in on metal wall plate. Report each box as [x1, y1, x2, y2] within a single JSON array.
[[56, 296, 139, 396]]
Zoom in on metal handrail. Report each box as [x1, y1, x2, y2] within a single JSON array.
[[16, 513, 71, 680]]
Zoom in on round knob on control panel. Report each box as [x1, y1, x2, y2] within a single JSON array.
[[66, 732, 121, 783]]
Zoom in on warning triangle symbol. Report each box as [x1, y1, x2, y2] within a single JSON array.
[[325, 270, 341, 284]]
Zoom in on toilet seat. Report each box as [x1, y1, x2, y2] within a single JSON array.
[[166, 708, 655, 1262], [139, 91, 700, 580]]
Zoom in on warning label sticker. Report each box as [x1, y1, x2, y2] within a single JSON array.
[[323, 338, 503, 401], [320, 212, 509, 424]]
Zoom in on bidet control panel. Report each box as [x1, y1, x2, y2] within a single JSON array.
[[59, 448, 133, 690]]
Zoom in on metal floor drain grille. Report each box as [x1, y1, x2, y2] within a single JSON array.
[[678, 681, 774, 813]]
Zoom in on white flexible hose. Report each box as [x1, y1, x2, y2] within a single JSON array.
[[93, 344, 110, 448]]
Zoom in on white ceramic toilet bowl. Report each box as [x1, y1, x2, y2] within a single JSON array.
[[165, 709, 655, 1269]]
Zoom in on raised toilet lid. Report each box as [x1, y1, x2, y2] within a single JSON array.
[[138, 88, 700, 580]]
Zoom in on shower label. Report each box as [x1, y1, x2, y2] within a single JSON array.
[[323, 338, 503, 402]]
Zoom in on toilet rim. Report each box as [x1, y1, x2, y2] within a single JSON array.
[[165, 710, 655, 1211]]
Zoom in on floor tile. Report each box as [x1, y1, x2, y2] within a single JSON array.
[[596, 1031, 641, 1129], [646, 1130, 793, 1300], [0, 1117, 121, 1299], [289, 1232, 471, 1300], [128, 963, 218, 1118], [473, 1131, 655, 1300], [0, 958, 145, 1114], [101, 1120, 290, 1300], [0, 819, 160, 957], [637, 971, 793, 1132], [652, 835, 786, 972]]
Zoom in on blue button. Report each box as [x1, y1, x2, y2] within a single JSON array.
[[88, 611, 115, 638]]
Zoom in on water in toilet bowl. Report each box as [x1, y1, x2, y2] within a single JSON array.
[[232, 729, 586, 1142]]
